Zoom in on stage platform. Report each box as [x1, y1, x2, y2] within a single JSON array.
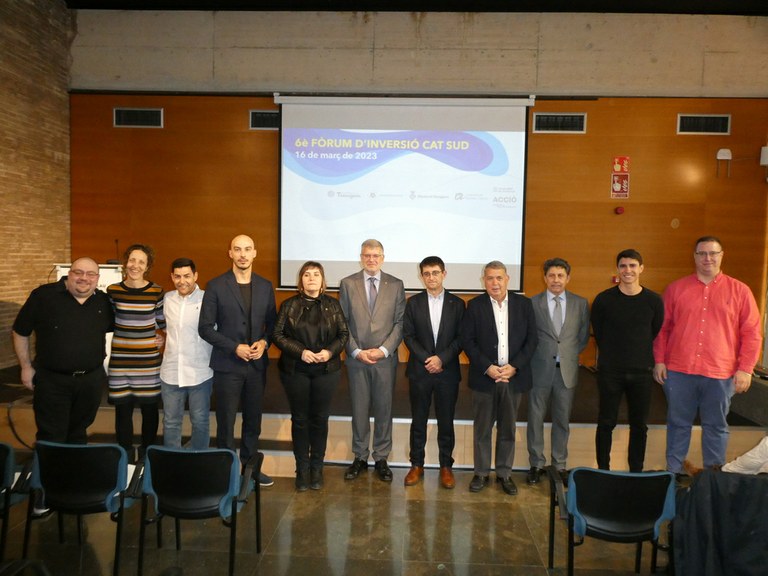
[[1, 364, 764, 478]]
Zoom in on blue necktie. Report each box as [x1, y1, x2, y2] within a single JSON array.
[[369, 277, 377, 313]]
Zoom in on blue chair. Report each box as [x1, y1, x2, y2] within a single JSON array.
[[548, 466, 675, 575], [138, 446, 262, 576], [22, 442, 134, 576], [0, 443, 31, 563]]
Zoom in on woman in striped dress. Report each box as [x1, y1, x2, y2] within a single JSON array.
[[108, 244, 165, 458]]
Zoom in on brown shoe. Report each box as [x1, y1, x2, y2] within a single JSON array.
[[404, 465, 424, 486], [440, 466, 455, 489]]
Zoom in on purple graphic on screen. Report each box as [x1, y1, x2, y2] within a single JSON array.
[[283, 129, 508, 184]]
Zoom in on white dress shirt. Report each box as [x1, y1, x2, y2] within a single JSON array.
[[159, 285, 213, 387], [489, 293, 509, 365]]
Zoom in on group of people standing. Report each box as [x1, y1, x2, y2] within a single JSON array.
[[11, 234, 762, 495]]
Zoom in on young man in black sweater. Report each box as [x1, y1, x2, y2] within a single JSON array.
[[591, 249, 664, 472]]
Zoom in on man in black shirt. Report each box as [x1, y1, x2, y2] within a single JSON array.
[[591, 249, 664, 472], [12, 257, 114, 444]]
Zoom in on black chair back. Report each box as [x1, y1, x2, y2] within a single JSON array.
[[145, 448, 236, 519], [0, 443, 30, 564], [34, 442, 124, 514], [139, 447, 257, 576], [570, 468, 674, 542]]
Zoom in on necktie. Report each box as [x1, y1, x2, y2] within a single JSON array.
[[368, 277, 377, 313], [553, 295, 563, 336]]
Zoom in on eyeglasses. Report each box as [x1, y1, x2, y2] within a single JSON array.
[[694, 251, 723, 258], [421, 271, 443, 277], [362, 253, 382, 260], [70, 269, 99, 278]]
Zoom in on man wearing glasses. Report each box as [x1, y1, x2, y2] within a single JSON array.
[[653, 236, 762, 474], [340, 239, 406, 482], [403, 256, 464, 489], [12, 257, 114, 443]]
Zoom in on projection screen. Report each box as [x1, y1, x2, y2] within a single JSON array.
[[276, 95, 534, 292]]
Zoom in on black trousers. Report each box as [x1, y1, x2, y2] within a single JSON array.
[[595, 368, 653, 472], [115, 399, 159, 455], [33, 367, 105, 444], [408, 375, 459, 468], [213, 365, 265, 464], [280, 368, 340, 471]]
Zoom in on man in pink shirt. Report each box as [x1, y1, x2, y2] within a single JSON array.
[[653, 236, 762, 474]]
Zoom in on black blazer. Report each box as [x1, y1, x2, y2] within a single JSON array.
[[199, 270, 277, 374], [403, 290, 465, 383], [461, 291, 538, 393]]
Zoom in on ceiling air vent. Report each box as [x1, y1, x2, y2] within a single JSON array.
[[250, 110, 280, 131], [677, 114, 730, 135], [533, 113, 586, 134], [113, 108, 163, 128]]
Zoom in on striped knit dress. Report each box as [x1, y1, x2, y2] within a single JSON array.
[[107, 281, 166, 404]]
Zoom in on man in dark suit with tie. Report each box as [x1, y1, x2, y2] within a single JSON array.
[[199, 234, 277, 486], [526, 258, 590, 485], [403, 256, 465, 489], [461, 261, 538, 495], [339, 239, 406, 482]]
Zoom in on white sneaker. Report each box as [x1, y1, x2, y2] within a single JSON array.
[[32, 506, 51, 518]]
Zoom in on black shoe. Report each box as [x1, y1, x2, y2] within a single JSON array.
[[469, 474, 489, 493], [497, 475, 518, 496], [526, 466, 543, 485], [374, 459, 393, 482], [310, 468, 323, 490], [295, 470, 309, 492], [344, 458, 368, 480]]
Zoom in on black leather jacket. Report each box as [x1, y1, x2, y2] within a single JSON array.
[[272, 293, 349, 374]]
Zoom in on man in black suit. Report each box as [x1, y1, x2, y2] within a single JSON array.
[[199, 234, 277, 486], [403, 256, 465, 489], [461, 261, 538, 495]]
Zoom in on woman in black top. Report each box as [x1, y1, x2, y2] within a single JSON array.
[[273, 261, 349, 491]]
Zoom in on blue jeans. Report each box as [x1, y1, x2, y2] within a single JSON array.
[[161, 378, 212, 450], [663, 370, 733, 473]]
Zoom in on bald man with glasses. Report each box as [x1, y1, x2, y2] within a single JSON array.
[[13, 257, 114, 443]]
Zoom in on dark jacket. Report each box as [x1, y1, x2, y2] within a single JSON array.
[[199, 270, 277, 374], [403, 289, 464, 383], [272, 293, 349, 374], [461, 291, 538, 394]]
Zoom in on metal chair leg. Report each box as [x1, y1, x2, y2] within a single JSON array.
[[567, 515, 575, 576]]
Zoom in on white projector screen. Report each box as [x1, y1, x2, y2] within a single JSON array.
[[276, 95, 533, 292]]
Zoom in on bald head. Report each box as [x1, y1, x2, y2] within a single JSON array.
[[229, 234, 256, 273], [66, 257, 100, 301]]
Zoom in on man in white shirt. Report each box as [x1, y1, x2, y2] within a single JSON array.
[[160, 258, 213, 450], [461, 261, 538, 495]]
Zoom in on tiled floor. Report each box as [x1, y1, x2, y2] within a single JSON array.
[[5, 465, 671, 576]]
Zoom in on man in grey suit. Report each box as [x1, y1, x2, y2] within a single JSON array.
[[339, 239, 406, 482], [526, 258, 590, 485]]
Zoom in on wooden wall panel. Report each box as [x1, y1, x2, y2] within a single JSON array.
[[524, 98, 768, 311], [71, 94, 768, 364], [71, 94, 280, 293]]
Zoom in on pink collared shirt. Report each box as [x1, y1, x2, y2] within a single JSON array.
[[653, 273, 762, 379]]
